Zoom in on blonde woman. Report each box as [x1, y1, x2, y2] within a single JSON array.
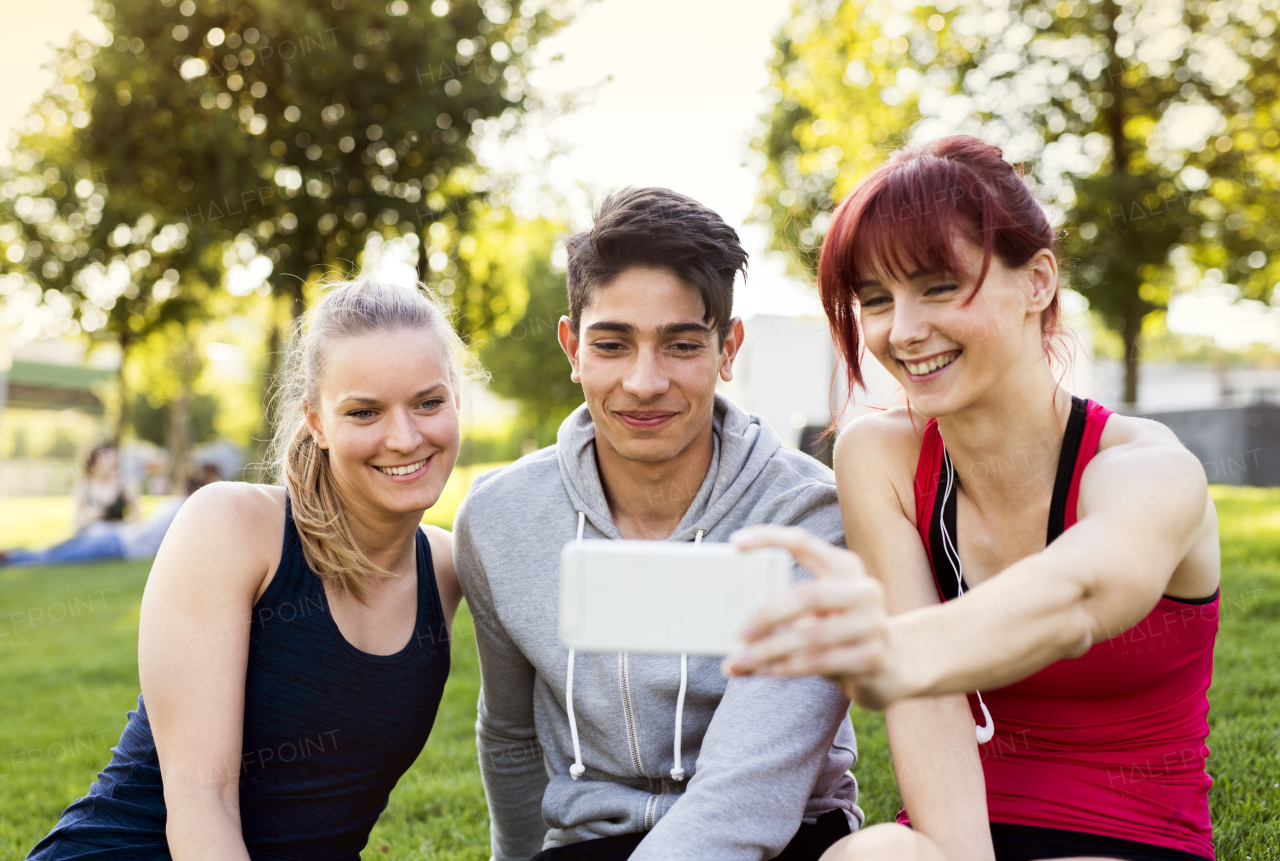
[[30, 280, 472, 861]]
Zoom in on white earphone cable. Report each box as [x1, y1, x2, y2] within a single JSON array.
[[939, 451, 995, 745], [567, 511, 586, 778]]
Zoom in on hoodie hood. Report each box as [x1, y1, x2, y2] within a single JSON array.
[[556, 393, 782, 542]]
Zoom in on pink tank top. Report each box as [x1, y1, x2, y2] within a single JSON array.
[[899, 397, 1217, 858]]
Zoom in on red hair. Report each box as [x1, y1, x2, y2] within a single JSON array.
[[818, 135, 1063, 399]]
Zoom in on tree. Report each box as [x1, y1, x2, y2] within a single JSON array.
[[0, 24, 224, 443], [152, 0, 570, 447], [476, 214, 583, 446], [2, 0, 575, 472], [757, 0, 1280, 404]]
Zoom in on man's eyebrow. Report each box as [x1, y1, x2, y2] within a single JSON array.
[[585, 321, 637, 335], [658, 322, 714, 336]]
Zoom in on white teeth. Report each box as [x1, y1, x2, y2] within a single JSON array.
[[375, 459, 427, 476], [904, 353, 959, 376]]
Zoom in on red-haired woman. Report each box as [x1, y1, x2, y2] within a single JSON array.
[[727, 135, 1219, 861]]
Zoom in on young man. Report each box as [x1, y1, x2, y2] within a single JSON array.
[[454, 187, 862, 861]]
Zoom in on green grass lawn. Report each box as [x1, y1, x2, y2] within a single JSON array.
[[0, 485, 1276, 859]]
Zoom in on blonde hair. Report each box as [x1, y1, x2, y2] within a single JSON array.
[[269, 278, 483, 602]]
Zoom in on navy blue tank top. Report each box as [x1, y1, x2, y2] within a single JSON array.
[[29, 497, 450, 861]]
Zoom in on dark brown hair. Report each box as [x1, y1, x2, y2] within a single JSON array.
[[818, 135, 1064, 395], [565, 187, 748, 341]]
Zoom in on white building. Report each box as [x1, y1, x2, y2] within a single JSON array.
[[719, 313, 1096, 447]]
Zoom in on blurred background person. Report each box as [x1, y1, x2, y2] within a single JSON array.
[[0, 462, 216, 567]]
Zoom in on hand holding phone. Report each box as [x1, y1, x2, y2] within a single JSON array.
[[722, 525, 894, 708], [559, 539, 792, 656]]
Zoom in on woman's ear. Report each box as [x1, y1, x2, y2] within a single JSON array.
[[1025, 249, 1059, 315], [303, 400, 329, 450]]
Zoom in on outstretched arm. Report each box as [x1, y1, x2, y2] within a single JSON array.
[[728, 422, 1216, 710]]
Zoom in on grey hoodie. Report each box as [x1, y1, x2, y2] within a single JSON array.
[[453, 395, 863, 861]]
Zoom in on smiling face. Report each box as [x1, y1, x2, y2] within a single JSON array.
[[855, 239, 1058, 417], [305, 327, 461, 519], [558, 266, 742, 465]]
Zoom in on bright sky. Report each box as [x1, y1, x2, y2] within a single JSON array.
[[2, 0, 1277, 345]]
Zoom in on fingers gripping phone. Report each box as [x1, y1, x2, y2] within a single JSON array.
[[559, 539, 792, 656]]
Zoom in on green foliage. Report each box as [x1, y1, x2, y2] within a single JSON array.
[[0, 0, 577, 452], [754, 1, 975, 278], [129, 391, 219, 448], [1, 485, 1278, 857], [456, 423, 524, 467], [475, 216, 583, 447], [756, 0, 1280, 402]]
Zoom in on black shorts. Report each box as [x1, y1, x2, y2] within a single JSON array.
[[528, 808, 852, 861], [990, 823, 1213, 861]]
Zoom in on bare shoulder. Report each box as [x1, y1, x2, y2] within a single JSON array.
[[833, 407, 925, 522], [834, 407, 925, 469], [420, 524, 454, 578], [175, 482, 286, 538], [1084, 412, 1209, 516], [1098, 412, 1187, 452], [156, 482, 286, 584], [1093, 413, 1205, 482]]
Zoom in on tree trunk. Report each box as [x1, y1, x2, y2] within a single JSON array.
[[1100, 0, 1128, 173], [1104, 0, 1139, 409], [1121, 297, 1142, 408], [167, 384, 191, 493], [417, 232, 428, 286], [114, 330, 132, 442]]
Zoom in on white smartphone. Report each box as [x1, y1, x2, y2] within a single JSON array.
[[559, 539, 793, 656]]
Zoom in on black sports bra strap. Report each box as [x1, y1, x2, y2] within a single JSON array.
[[929, 396, 1092, 601], [1046, 396, 1090, 544], [929, 451, 964, 601]]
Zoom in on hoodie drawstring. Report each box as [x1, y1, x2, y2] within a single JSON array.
[[567, 511, 586, 779], [670, 530, 701, 781], [565, 513, 700, 784]]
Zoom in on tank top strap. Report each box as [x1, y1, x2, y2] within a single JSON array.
[[413, 524, 448, 656], [1064, 399, 1113, 531], [251, 493, 323, 627], [913, 417, 946, 582], [1046, 397, 1114, 541]]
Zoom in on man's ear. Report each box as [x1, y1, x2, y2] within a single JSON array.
[[303, 401, 328, 450], [1025, 248, 1058, 315], [558, 316, 582, 383], [718, 317, 745, 383]]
